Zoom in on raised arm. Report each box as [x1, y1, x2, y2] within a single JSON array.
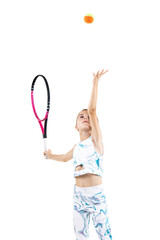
[[88, 69, 108, 155], [88, 69, 108, 112]]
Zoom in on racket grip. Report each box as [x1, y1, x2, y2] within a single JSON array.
[[43, 138, 48, 159]]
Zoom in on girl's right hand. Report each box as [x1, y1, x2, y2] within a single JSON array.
[[93, 69, 108, 82], [43, 149, 52, 159]]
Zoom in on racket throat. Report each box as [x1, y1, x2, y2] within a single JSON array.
[[43, 118, 48, 138]]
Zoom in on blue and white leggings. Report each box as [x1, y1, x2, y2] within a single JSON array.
[[73, 184, 112, 240]]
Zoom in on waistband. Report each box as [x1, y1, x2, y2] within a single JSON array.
[[74, 184, 104, 195]]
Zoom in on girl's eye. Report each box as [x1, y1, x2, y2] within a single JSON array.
[[80, 115, 89, 119]]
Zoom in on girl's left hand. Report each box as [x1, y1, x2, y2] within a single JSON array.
[[93, 69, 108, 81]]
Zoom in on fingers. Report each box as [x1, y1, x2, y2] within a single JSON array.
[[44, 150, 49, 159], [103, 69, 109, 74], [93, 69, 108, 81], [100, 69, 108, 75], [94, 69, 108, 77], [43, 149, 52, 159], [43, 151, 47, 158]]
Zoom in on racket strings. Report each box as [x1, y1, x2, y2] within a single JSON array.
[[31, 75, 50, 139]]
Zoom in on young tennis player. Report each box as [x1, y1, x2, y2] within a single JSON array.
[[44, 69, 112, 240]]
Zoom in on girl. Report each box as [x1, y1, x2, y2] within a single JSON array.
[[44, 70, 112, 240]]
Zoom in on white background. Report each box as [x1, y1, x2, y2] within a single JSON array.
[[0, 0, 160, 239]]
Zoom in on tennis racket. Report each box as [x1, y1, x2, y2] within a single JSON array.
[[31, 75, 50, 158]]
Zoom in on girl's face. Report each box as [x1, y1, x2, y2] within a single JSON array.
[[75, 110, 91, 132]]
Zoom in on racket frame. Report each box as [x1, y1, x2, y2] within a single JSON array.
[[31, 75, 50, 152]]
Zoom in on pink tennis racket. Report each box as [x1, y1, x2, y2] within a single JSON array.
[[31, 75, 50, 157]]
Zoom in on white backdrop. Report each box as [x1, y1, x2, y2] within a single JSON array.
[[0, 0, 160, 239]]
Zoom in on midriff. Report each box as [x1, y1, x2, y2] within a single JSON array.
[[75, 165, 102, 187]]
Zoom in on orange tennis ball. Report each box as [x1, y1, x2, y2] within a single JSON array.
[[84, 14, 94, 24]]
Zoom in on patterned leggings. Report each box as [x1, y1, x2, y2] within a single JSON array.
[[73, 184, 112, 240]]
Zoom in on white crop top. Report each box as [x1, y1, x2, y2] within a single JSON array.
[[73, 136, 104, 177]]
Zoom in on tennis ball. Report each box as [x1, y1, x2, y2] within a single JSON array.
[[84, 14, 94, 24]]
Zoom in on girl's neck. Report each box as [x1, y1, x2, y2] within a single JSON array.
[[79, 131, 91, 142]]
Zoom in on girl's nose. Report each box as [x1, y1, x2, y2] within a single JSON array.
[[84, 116, 89, 120]]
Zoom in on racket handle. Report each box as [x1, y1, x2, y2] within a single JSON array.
[[43, 138, 48, 159]]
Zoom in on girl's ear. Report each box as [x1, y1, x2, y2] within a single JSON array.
[[75, 125, 79, 131]]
